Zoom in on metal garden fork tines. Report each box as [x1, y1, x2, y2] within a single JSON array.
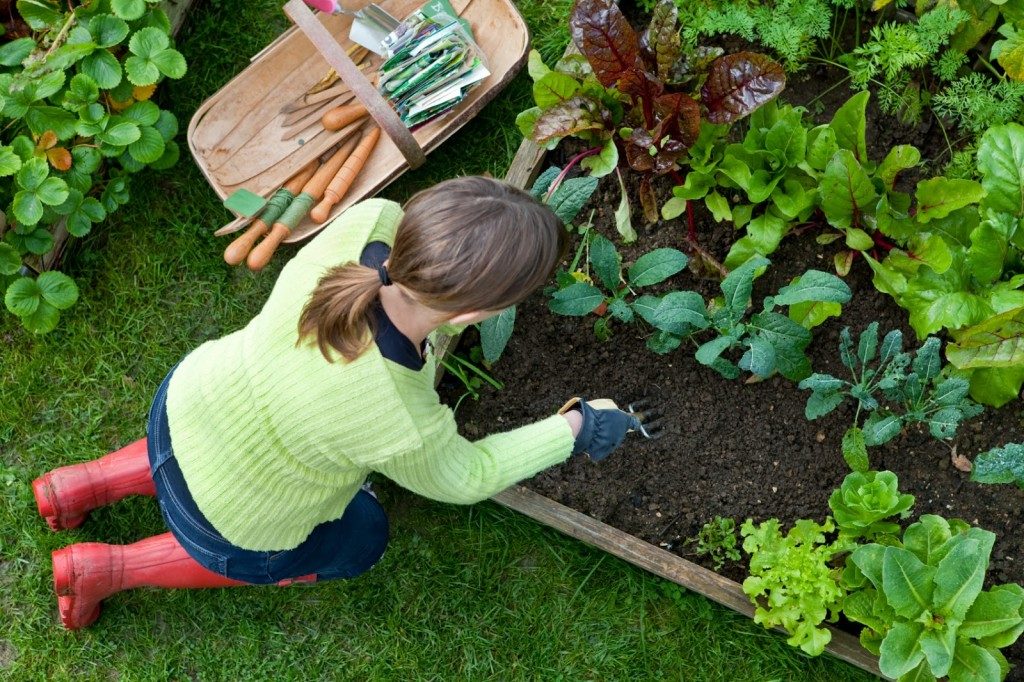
[[628, 399, 665, 440]]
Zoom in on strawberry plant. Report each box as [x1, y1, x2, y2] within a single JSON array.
[[517, 0, 784, 223], [798, 324, 983, 471], [0, 0, 186, 333]]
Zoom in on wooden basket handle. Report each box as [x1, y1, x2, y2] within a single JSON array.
[[282, 0, 427, 170]]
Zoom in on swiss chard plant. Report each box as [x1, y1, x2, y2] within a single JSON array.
[[0, 0, 186, 333], [842, 515, 1024, 681], [868, 123, 1024, 406], [798, 324, 984, 471], [740, 516, 851, 656], [828, 470, 914, 542], [972, 442, 1024, 490], [517, 0, 784, 223]]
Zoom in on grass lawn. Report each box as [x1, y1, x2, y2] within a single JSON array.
[[0, 0, 875, 678]]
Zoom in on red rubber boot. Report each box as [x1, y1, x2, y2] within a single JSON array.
[[52, 532, 250, 629], [33, 438, 157, 531]]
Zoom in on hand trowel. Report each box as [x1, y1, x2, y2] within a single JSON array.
[[301, 0, 400, 56]]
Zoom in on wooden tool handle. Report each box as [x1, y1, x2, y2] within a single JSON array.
[[302, 135, 362, 201], [247, 224, 291, 272], [223, 161, 316, 265], [322, 103, 368, 131], [225, 221, 270, 265], [310, 126, 381, 223]]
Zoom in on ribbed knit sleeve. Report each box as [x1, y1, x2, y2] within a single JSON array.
[[373, 406, 574, 504], [291, 198, 402, 271]]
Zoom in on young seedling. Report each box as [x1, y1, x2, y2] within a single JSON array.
[[798, 323, 984, 471], [687, 516, 741, 570]]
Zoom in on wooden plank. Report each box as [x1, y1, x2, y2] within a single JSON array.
[[493, 486, 885, 679]]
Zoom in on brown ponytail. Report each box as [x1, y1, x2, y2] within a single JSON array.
[[298, 176, 567, 362]]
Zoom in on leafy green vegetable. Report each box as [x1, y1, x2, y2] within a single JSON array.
[[972, 442, 1024, 489], [828, 470, 914, 541], [687, 516, 741, 570], [741, 517, 850, 656], [799, 325, 984, 470]]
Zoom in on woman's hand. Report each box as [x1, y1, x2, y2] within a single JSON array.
[[558, 398, 641, 462]]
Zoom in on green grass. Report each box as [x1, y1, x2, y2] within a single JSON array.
[[0, 0, 875, 678]]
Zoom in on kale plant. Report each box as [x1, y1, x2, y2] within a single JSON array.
[[798, 324, 983, 471], [828, 470, 914, 542], [687, 515, 741, 570]]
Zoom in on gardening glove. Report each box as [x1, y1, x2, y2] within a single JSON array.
[[558, 397, 641, 462]]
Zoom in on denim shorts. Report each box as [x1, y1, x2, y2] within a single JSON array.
[[146, 367, 389, 584]]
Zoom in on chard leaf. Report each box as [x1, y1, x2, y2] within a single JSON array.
[[628, 248, 688, 286], [700, 51, 785, 124], [774, 270, 852, 306], [532, 96, 605, 144], [977, 123, 1024, 218], [479, 306, 516, 363], [533, 71, 582, 108], [614, 168, 636, 242], [820, 150, 877, 230], [641, 0, 680, 82], [805, 125, 838, 171], [788, 299, 842, 330], [967, 222, 1007, 286], [579, 136, 619, 177], [915, 177, 985, 223], [877, 145, 921, 190], [570, 0, 641, 88], [830, 91, 869, 163], [947, 306, 1024, 369]]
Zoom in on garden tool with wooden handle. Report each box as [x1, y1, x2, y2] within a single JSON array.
[[246, 133, 362, 272], [558, 397, 663, 461], [310, 125, 381, 222], [223, 161, 318, 266]]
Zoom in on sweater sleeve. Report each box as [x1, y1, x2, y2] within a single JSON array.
[[373, 412, 574, 504]]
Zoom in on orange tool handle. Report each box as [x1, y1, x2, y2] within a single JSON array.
[[322, 103, 368, 131], [310, 126, 381, 223], [223, 162, 317, 265], [246, 137, 361, 272]]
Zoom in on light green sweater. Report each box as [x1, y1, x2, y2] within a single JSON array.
[[165, 199, 573, 551]]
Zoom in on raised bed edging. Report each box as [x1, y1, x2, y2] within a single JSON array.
[[453, 101, 885, 680]]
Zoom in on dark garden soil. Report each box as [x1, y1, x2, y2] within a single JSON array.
[[438, 64, 1024, 672]]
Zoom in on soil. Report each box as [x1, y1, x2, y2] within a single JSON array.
[[438, 60, 1024, 674]]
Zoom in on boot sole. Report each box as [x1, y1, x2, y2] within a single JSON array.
[[52, 547, 101, 629], [32, 476, 86, 531]]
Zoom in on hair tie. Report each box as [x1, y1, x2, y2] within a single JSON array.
[[376, 264, 392, 286]]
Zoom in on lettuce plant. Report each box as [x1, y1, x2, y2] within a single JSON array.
[[972, 442, 1024, 490], [0, 0, 185, 333], [828, 470, 914, 541], [687, 515, 741, 570], [799, 324, 983, 471], [843, 516, 1024, 681], [517, 0, 784, 222], [740, 516, 851, 656]]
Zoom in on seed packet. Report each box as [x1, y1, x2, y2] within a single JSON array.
[[377, 0, 490, 128]]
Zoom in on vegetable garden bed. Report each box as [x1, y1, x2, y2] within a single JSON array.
[[440, 1, 1024, 680]]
